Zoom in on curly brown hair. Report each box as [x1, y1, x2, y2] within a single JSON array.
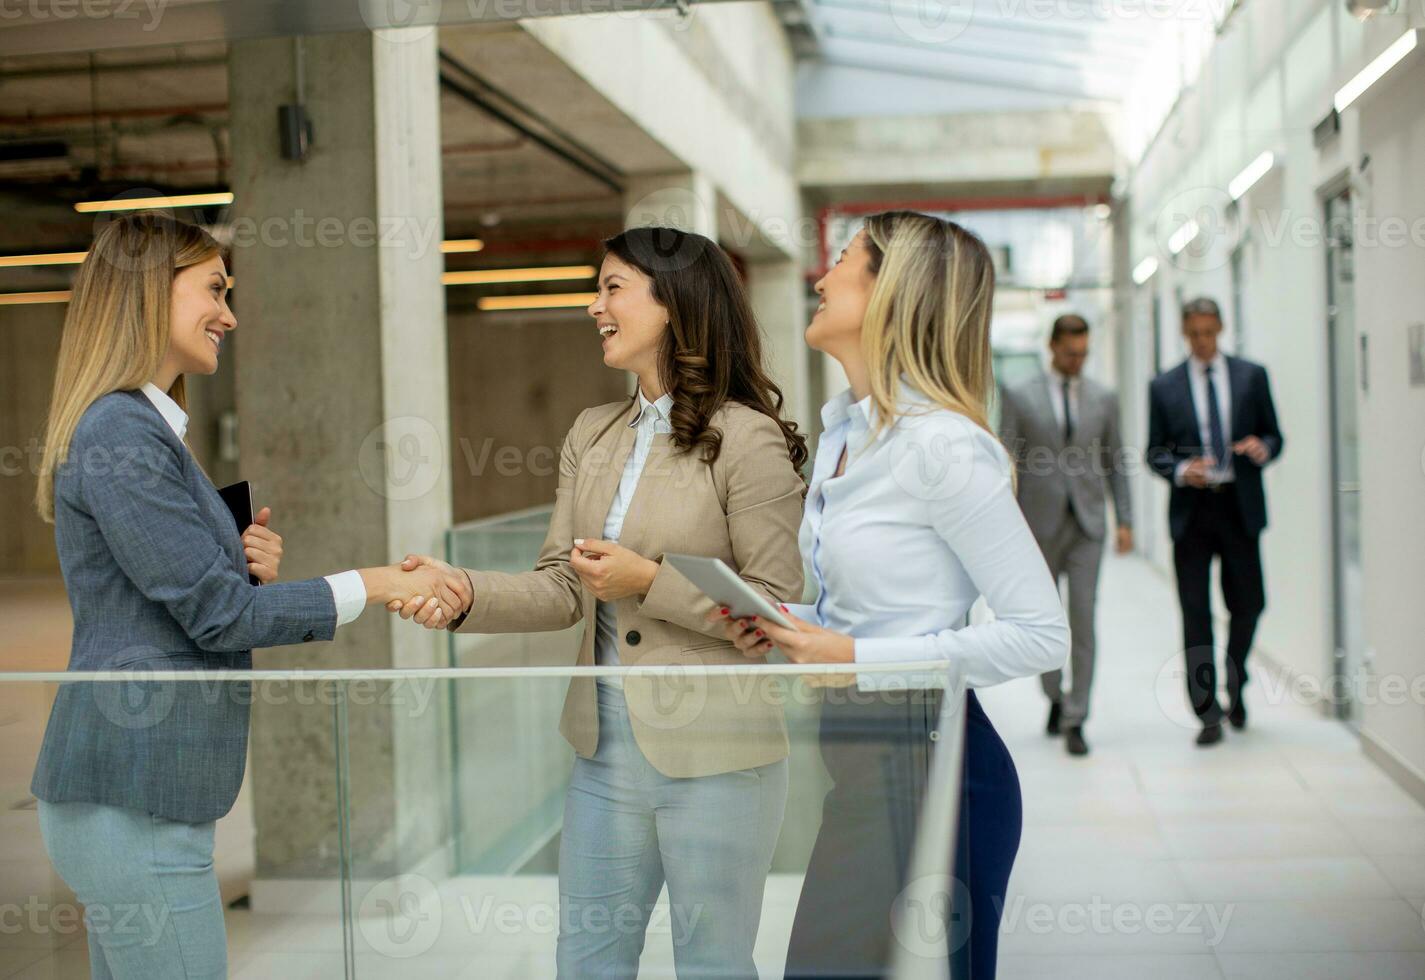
[[602, 227, 809, 474]]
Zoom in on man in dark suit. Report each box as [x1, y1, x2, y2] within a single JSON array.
[[1147, 298, 1284, 746]]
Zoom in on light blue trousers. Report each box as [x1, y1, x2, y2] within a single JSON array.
[[37, 800, 226, 980], [556, 682, 788, 979]]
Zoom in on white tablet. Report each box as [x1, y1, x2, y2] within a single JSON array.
[[662, 554, 798, 630]]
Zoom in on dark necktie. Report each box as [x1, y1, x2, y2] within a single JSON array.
[[1205, 367, 1226, 466], [1061, 379, 1074, 443]]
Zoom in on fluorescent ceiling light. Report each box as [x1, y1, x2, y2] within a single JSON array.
[[0, 251, 87, 269], [1228, 151, 1276, 201], [443, 266, 596, 286], [0, 290, 71, 305], [1168, 220, 1201, 255], [477, 292, 597, 311], [1334, 28, 1420, 112], [74, 192, 235, 213], [1132, 257, 1159, 285], [440, 239, 485, 253]]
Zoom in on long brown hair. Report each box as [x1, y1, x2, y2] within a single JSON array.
[[35, 212, 221, 521], [859, 210, 998, 440], [603, 227, 808, 473]]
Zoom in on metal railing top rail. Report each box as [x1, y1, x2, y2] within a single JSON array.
[[447, 504, 554, 534], [0, 660, 963, 683]]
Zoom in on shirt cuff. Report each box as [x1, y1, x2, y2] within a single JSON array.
[[325, 570, 367, 628], [783, 603, 817, 624], [854, 636, 931, 664], [1173, 459, 1190, 487]]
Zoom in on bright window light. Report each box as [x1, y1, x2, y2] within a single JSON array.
[[0, 251, 87, 269], [477, 293, 597, 311], [443, 266, 596, 286], [0, 290, 72, 305], [1228, 151, 1276, 201], [74, 192, 235, 213], [1334, 29, 1420, 112], [1168, 220, 1201, 255]]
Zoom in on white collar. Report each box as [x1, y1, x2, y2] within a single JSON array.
[[821, 388, 874, 431], [1190, 352, 1226, 375], [629, 389, 675, 428], [1047, 366, 1079, 387], [140, 382, 188, 440]]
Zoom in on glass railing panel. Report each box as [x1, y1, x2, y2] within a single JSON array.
[[335, 661, 965, 979], [0, 675, 354, 979]]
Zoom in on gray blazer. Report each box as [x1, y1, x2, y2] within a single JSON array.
[[31, 390, 336, 823], [997, 373, 1132, 544]]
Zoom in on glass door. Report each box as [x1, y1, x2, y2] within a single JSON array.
[[1325, 188, 1364, 723]]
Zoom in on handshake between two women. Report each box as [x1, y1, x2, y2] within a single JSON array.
[[238, 511, 473, 631]]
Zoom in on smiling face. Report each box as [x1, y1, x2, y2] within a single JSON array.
[[160, 253, 235, 381], [587, 252, 669, 380], [808, 230, 877, 358]]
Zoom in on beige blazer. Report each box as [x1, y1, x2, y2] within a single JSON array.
[[456, 397, 806, 778]]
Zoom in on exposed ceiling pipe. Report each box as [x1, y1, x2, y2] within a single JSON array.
[[437, 50, 623, 195], [0, 103, 227, 127]]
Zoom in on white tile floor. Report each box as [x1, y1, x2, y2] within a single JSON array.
[[3, 553, 1424, 978]]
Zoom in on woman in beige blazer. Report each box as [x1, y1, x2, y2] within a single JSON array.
[[397, 226, 807, 978]]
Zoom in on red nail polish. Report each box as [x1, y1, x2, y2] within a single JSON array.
[[756, 629, 765, 637], [720, 607, 729, 615]]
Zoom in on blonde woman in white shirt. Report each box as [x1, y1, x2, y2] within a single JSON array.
[[712, 211, 1069, 979]]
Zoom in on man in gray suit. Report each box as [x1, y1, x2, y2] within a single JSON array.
[[998, 314, 1133, 756]]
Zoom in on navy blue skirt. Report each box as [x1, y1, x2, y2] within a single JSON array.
[[784, 688, 1022, 979]]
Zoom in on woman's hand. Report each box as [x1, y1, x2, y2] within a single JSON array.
[[359, 562, 468, 630], [569, 538, 659, 602], [242, 507, 283, 585], [386, 555, 474, 628], [706, 605, 855, 664]]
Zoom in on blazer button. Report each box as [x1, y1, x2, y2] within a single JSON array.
[[302, 630, 315, 643], [625, 630, 641, 646]]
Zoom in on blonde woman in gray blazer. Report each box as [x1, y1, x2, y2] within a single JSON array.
[[399, 227, 807, 978]]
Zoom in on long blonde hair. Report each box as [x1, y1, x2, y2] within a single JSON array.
[[35, 213, 220, 522], [859, 210, 998, 439]]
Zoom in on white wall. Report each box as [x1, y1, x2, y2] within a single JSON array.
[[1118, 0, 1425, 794], [1353, 53, 1425, 796]]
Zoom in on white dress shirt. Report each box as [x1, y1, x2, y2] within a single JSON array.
[[1045, 366, 1080, 439], [139, 383, 365, 627], [784, 383, 1068, 690], [1174, 353, 1235, 486], [592, 389, 675, 682]]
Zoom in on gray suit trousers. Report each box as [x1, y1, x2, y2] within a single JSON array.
[[1037, 511, 1104, 726]]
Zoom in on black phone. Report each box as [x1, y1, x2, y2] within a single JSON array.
[[217, 480, 261, 586]]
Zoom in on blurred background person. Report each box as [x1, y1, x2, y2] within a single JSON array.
[[1147, 297, 1284, 747], [997, 313, 1133, 756]]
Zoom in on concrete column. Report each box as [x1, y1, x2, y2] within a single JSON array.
[[746, 259, 814, 438], [623, 171, 718, 238], [228, 29, 452, 903]]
